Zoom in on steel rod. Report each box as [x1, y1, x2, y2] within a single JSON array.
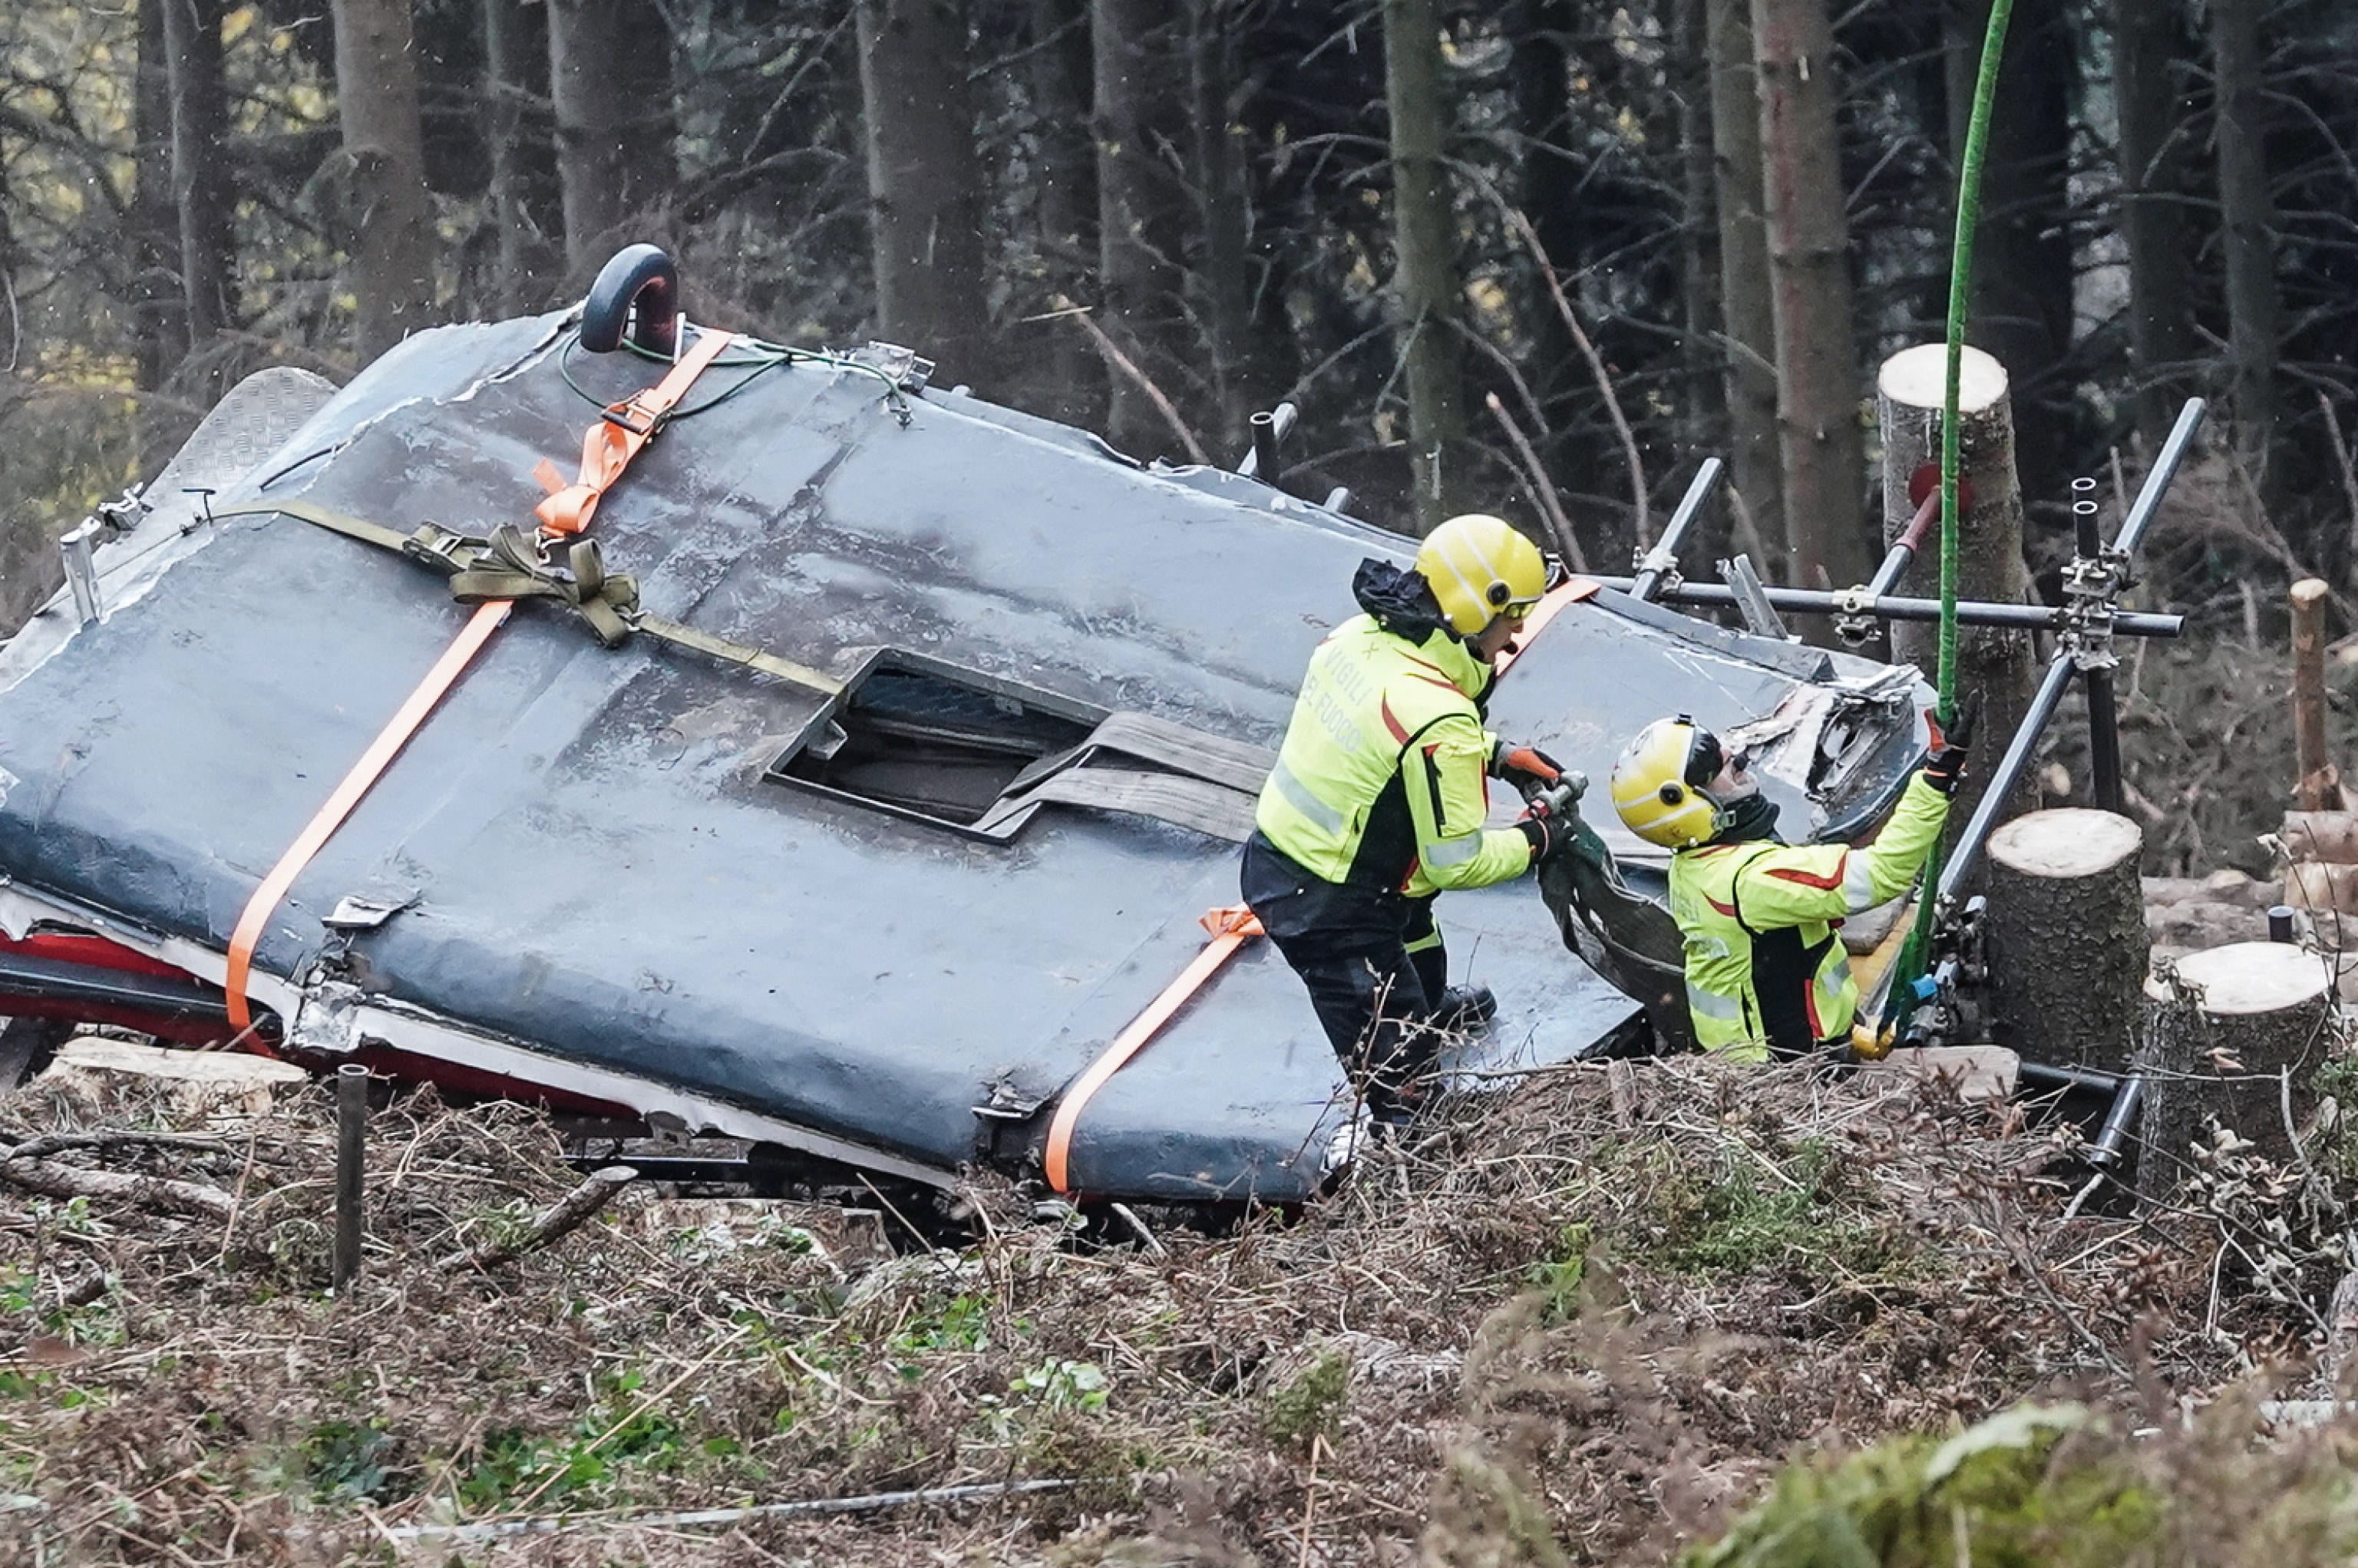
[[332, 1062, 368, 1292], [1868, 487, 1944, 600], [2086, 665, 2125, 815], [2112, 398, 2206, 560], [1630, 457, 1724, 602], [2087, 1074, 2146, 1169], [1939, 652, 2078, 899], [1247, 411, 1280, 484], [1599, 579, 2183, 638], [2017, 1059, 2125, 1097]]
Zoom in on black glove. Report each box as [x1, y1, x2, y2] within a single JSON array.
[[1922, 690, 1980, 797], [1517, 811, 1560, 864], [1491, 740, 1565, 794]]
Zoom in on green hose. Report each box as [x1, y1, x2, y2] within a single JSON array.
[[1887, 0, 2013, 1038]]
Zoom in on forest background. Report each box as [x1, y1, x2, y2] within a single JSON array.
[[4, 0, 2357, 868]]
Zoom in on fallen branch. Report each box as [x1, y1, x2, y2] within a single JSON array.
[[0, 1130, 236, 1164], [384, 1478, 1078, 1546], [449, 1164, 637, 1272], [1049, 295, 1210, 465], [0, 1155, 233, 1219], [1483, 392, 1589, 572]]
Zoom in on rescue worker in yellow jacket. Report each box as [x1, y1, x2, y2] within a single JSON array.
[[1242, 513, 1570, 1125], [1607, 706, 1973, 1060]]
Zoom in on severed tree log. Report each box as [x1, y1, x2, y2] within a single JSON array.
[[2281, 810, 2358, 866], [1877, 344, 2039, 834], [2137, 942, 2337, 1197], [451, 1164, 637, 1271], [2292, 579, 2337, 810], [0, 1154, 233, 1219], [1984, 808, 2148, 1068]]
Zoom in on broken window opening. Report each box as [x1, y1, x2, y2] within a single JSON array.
[[768, 653, 1103, 834]]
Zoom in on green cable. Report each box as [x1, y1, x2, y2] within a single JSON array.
[[1887, 0, 2013, 1039]]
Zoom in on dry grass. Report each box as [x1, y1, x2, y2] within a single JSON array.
[[1, 1054, 2352, 1566]]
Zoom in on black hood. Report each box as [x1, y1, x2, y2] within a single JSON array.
[[1352, 558, 1449, 642], [1711, 791, 1785, 846]]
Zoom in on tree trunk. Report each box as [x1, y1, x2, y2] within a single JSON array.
[[547, 0, 675, 279], [331, 0, 439, 365], [2207, 0, 2280, 484], [1876, 344, 2040, 838], [856, 0, 990, 382], [2140, 942, 2336, 1195], [2112, 0, 2196, 444], [160, 0, 236, 370], [1751, 0, 1867, 596], [1093, 0, 1194, 458], [1511, 0, 1578, 414], [1946, 0, 2073, 510], [1031, 0, 1102, 427], [1383, 0, 1468, 532], [1676, 0, 1725, 478], [1189, 0, 1254, 447], [2293, 579, 2335, 810], [133, 0, 186, 400], [1709, 0, 1783, 567], [1984, 808, 2148, 1069], [483, 0, 562, 314]]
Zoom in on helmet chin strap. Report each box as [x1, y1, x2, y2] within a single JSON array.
[[1712, 788, 1782, 843]]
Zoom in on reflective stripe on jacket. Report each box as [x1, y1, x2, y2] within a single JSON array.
[[1253, 614, 1531, 898], [1666, 773, 1951, 1061]]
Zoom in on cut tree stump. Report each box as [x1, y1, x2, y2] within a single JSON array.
[[2137, 942, 2338, 1197], [1877, 344, 2039, 840], [1984, 808, 2148, 1068]]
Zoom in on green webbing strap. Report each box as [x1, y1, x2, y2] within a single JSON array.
[[1888, 0, 2013, 1038], [215, 500, 844, 697]]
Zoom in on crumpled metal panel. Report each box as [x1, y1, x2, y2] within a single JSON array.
[[0, 313, 1923, 1202]]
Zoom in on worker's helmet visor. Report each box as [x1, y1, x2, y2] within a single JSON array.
[[1683, 727, 1756, 800], [1498, 556, 1570, 623]]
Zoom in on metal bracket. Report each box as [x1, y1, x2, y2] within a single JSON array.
[[60, 519, 103, 627], [2058, 545, 2125, 672], [94, 483, 150, 536], [847, 341, 936, 393], [1831, 585, 1876, 647], [1720, 554, 1789, 641]]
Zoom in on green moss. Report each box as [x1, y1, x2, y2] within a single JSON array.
[[1262, 1349, 1351, 1455], [1680, 1405, 2172, 1568], [1647, 1138, 1904, 1283]]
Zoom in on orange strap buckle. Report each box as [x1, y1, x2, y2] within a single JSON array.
[[533, 328, 738, 538]]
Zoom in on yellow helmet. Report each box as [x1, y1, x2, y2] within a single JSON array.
[[1610, 716, 1734, 849], [1415, 513, 1550, 637]]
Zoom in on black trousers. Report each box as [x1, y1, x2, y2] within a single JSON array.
[[1240, 835, 1448, 1116]]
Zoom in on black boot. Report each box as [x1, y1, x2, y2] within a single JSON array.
[[1432, 983, 1498, 1032]]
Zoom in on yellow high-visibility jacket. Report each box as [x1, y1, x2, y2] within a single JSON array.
[[1666, 773, 1950, 1060], [1253, 614, 1532, 901]]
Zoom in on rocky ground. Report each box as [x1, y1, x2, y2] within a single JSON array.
[[6, 1042, 2358, 1566]]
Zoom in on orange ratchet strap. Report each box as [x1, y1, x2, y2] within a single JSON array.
[[223, 602, 510, 1031], [533, 328, 738, 537], [224, 331, 737, 1032], [1043, 906, 1264, 1194]]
